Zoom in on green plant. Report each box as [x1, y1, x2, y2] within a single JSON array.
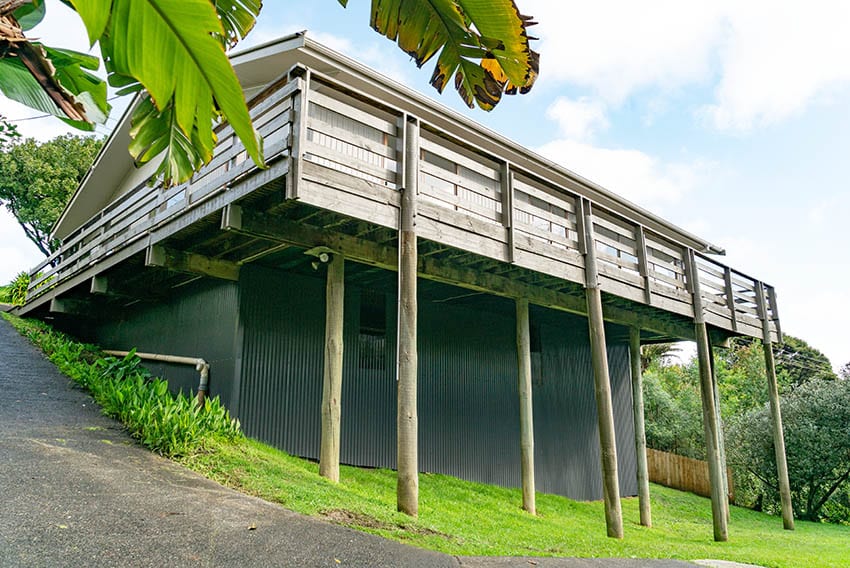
[[7, 271, 30, 305], [2, 313, 241, 457], [728, 379, 850, 522]]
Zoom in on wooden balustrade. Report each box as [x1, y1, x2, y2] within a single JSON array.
[[26, 67, 780, 342]]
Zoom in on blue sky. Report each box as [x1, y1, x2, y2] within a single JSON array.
[[2, 1, 848, 369]]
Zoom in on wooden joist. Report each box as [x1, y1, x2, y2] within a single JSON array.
[[222, 204, 697, 341], [145, 244, 240, 282]]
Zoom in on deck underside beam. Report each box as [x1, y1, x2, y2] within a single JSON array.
[[222, 204, 696, 341]]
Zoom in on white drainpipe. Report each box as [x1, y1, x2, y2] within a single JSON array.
[[103, 350, 210, 404]]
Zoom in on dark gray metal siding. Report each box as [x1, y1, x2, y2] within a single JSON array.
[[238, 265, 325, 455], [92, 278, 240, 409], [530, 307, 637, 500], [236, 267, 637, 501], [418, 294, 522, 488]]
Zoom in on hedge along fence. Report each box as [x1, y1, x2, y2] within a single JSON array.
[[647, 448, 735, 502]]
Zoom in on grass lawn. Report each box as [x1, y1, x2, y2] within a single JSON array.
[[4, 312, 847, 567], [184, 438, 849, 568]]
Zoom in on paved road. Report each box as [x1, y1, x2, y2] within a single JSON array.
[[0, 318, 700, 568]]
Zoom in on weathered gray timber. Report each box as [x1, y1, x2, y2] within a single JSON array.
[[687, 250, 728, 542], [580, 200, 623, 539], [629, 327, 651, 528], [515, 298, 536, 515], [756, 282, 794, 530], [397, 116, 419, 516], [708, 340, 731, 522], [22, 39, 781, 349], [319, 254, 344, 482]]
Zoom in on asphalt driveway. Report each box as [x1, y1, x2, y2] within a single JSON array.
[[0, 317, 701, 568]]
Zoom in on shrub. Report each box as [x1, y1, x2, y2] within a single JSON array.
[[728, 379, 850, 522], [3, 313, 241, 457]]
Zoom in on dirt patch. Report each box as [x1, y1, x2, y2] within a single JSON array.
[[322, 509, 453, 540], [322, 509, 394, 530]]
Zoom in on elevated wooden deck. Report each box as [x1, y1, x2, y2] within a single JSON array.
[[21, 64, 780, 344]]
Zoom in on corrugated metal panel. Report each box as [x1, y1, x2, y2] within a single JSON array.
[[418, 291, 522, 489], [340, 283, 397, 468], [528, 307, 637, 500], [236, 267, 637, 501], [92, 279, 240, 409], [238, 265, 324, 456]]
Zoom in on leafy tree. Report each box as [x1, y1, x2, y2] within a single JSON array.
[[840, 362, 850, 381], [0, 0, 539, 186], [0, 114, 19, 148], [0, 134, 102, 255], [728, 379, 850, 522], [774, 335, 837, 387], [640, 342, 681, 372], [642, 360, 706, 460]]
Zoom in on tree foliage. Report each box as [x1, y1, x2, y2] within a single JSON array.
[[0, 134, 102, 255], [0, 0, 539, 186], [642, 333, 849, 524], [728, 379, 850, 522], [0, 114, 20, 148]]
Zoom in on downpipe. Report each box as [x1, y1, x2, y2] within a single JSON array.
[[103, 350, 210, 405]]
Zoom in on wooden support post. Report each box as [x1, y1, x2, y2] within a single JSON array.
[[708, 340, 731, 522], [629, 327, 651, 527], [319, 254, 344, 482], [397, 115, 419, 517], [286, 67, 310, 201], [723, 267, 738, 332], [515, 298, 536, 515], [756, 282, 794, 530], [687, 249, 728, 542], [579, 200, 624, 539]]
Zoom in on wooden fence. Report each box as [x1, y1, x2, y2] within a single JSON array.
[[647, 448, 734, 502]]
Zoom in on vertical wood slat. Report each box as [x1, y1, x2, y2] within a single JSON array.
[[767, 285, 783, 341], [287, 67, 311, 200], [397, 116, 420, 517], [501, 162, 516, 263], [579, 199, 624, 539], [319, 254, 345, 482], [686, 248, 729, 542], [629, 327, 651, 527], [635, 226, 652, 305], [756, 281, 795, 531], [515, 298, 536, 515], [723, 267, 739, 332]]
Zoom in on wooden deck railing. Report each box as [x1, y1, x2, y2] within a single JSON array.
[[27, 77, 302, 303], [293, 70, 780, 340], [27, 65, 780, 341]]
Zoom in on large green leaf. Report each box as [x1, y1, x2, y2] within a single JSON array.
[[66, 0, 111, 45], [129, 95, 212, 183], [11, 0, 46, 31], [358, 0, 539, 110], [72, 0, 263, 185], [214, 0, 263, 47], [0, 43, 108, 130]]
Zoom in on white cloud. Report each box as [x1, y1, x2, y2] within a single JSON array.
[[525, 0, 722, 103], [546, 97, 609, 141], [525, 0, 850, 131], [535, 138, 704, 214], [701, 1, 850, 130]]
